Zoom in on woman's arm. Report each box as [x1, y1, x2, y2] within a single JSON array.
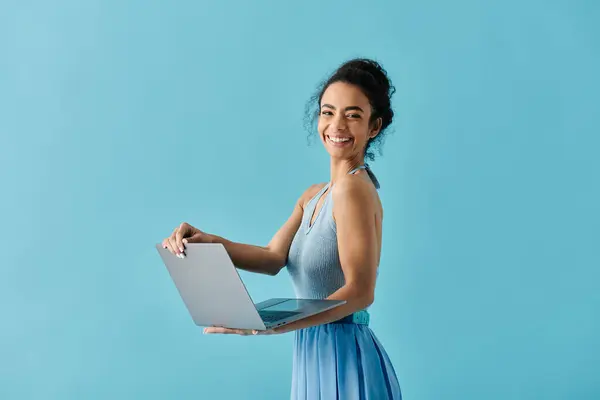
[[203, 184, 324, 276], [207, 203, 301, 276]]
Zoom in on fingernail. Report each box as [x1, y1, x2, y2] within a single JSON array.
[[179, 247, 184, 252]]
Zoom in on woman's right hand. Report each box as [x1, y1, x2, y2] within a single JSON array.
[[162, 222, 212, 258]]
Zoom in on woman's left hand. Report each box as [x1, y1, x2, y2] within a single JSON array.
[[203, 327, 279, 335]]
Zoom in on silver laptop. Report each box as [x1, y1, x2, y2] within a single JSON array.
[[155, 243, 345, 331]]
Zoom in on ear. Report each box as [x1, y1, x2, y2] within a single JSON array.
[[369, 117, 383, 139]]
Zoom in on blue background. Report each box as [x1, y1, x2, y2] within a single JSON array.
[[1, 1, 599, 399]]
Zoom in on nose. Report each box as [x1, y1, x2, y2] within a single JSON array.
[[330, 113, 348, 132]]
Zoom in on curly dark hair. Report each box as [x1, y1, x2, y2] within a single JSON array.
[[304, 58, 396, 161]]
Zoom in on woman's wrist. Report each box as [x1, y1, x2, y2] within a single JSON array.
[[271, 326, 287, 335], [205, 233, 220, 244]]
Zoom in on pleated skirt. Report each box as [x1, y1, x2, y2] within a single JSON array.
[[291, 323, 402, 400]]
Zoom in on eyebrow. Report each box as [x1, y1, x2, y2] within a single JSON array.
[[321, 104, 365, 113]]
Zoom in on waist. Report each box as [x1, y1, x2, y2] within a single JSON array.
[[330, 310, 370, 326]]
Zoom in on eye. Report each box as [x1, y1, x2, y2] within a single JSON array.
[[347, 113, 361, 119], [320, 110, 333, 116]]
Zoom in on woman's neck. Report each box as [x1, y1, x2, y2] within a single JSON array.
[[329, 155, 365, 185]]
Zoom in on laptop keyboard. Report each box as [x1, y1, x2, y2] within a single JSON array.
[[258, 310, 300, 323]]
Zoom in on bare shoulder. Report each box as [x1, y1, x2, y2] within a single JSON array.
[[298, 182, 328, 210], [332, 174, 382, 215], [333, 174, 373, 201]]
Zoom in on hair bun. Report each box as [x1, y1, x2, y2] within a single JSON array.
[[340, 59, 394, 96]]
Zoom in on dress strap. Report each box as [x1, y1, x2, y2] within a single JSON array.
[[348, 165, 367, 175], [348, 163, 381, 189]]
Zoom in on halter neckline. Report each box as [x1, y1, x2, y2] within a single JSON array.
[[305, 163, 380, 232], [344, 163, 381, 189]]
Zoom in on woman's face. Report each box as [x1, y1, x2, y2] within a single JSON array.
[[317, 81, 381, 161]]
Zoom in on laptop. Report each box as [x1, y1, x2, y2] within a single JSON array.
[[155, 243, 346, 331]]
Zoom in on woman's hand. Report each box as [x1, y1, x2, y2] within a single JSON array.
[[203, 327, 279, 335], [162, 222, 212, 258]]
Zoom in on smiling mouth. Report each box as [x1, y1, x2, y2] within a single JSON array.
[[326, 135, 354, 146]]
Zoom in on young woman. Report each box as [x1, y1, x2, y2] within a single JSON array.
[[162, 58, 402, 399]]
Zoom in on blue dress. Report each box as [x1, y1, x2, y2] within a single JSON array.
[[286, 165, 402, 400]]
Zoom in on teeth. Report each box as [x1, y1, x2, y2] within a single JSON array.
[[328, 136, 351, 143]]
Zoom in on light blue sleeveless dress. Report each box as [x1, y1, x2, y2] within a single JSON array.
[[286, 165, 402, 400]]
